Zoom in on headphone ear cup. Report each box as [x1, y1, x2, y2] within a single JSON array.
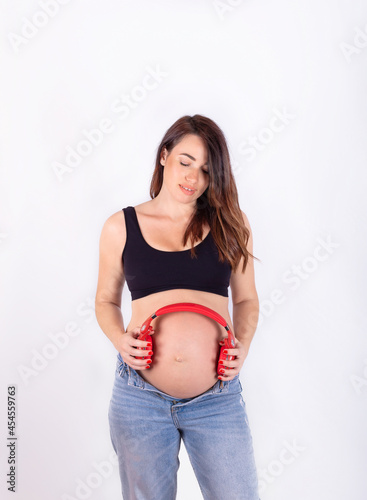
[[217, 345, 235, 375], [136, 331, 153, 361]]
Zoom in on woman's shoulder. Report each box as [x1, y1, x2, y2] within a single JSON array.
[[99, 209, 127, 247], [100, 201, 155, 238]]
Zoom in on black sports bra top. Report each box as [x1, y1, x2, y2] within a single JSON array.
[[122, 206, 232, 301]]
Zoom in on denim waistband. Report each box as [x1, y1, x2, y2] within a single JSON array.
[[115, 352, 241, 405]]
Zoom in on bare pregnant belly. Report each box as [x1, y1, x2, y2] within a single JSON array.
[[135, 312, 224, 398]]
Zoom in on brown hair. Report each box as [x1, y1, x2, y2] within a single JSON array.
[[149, 114, 260, 274]]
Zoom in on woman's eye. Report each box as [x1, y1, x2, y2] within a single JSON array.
[[180, 161, 209, 174]]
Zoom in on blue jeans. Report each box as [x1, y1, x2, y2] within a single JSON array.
[[108, 353, 260, 500]]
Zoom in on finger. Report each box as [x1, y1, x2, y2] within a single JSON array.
[[220, 356, 238, 366], [128, 359, 152, 370], [126, 352, 153, 366], [133, 355, 153, 366], [218, 359, 238, 369], [218, 365, 237, 376], [131, 338, 153, 348], [132, 327, 155, 340], [130, 348, 154, 358], [222, 348, 239, 356]]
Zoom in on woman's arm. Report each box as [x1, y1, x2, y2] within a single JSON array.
[[232, 298, 259, 356], [218, 210, 259, 380], [94, 211, 153, 369], [95, 212, 127, 350], [230, 209, 259, 352]]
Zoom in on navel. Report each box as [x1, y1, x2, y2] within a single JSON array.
[[175, 356, 183, 363]]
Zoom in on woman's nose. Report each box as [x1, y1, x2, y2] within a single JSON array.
[[185, 170, 198, 183]]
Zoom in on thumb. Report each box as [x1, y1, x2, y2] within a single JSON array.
[[131, 326, 142, 338]]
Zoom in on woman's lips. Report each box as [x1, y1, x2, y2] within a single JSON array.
[[179, 184, 196, 196]]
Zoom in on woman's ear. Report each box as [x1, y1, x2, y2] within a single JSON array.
[[160, 147, 167, 166]]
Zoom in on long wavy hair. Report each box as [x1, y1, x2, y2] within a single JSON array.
[[149, 114, 260, 274]]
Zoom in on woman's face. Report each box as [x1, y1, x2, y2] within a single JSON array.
[[160, 134, 210, 204]]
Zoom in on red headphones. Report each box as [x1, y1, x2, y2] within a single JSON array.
[[136, 302, 236, 376]]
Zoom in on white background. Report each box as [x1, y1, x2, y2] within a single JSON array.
[[1, 1, 366, 499]]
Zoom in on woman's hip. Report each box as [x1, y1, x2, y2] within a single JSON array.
[[109, 353, 244, 418]]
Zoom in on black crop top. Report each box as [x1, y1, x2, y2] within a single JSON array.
[[122, 206, 232, 301]]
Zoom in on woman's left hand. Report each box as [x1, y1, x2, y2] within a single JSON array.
[[218, 339, 248, 381]]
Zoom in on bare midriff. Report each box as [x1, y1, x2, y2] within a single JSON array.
[[125, 288, 235, 399]]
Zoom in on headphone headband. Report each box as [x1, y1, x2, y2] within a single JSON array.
[[140, 302, 235, 347]]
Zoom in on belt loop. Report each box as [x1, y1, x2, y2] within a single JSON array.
[[118, 363, 126, 377], [127, 366, 145, 388], [220, 379, 224, 389]]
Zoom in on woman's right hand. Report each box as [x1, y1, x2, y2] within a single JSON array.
[[116, 326, 154, 370]]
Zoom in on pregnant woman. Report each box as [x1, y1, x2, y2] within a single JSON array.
[[95, 114, 261, 500]]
